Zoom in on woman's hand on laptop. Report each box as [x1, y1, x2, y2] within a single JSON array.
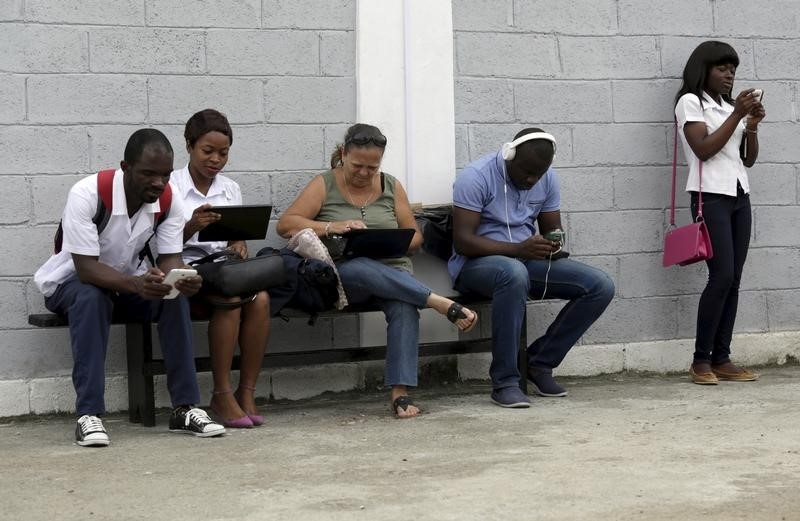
[[328, 219, 367, 236]]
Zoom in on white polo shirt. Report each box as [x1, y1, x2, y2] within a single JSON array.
[[34, 169, 186, 297], [170, 165, 242, 263], [675, 92, 749, 196]]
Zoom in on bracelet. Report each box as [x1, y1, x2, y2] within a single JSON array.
[[745, 128, 758, 134], [324, 222, 331, 237]]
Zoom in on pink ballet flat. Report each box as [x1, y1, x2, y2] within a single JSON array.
[[236, 385, 264, 427], [210, 389, 253, 428], [247, 414, 265, 427]]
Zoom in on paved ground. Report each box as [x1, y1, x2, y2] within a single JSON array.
[[1, 366, 798, 521]]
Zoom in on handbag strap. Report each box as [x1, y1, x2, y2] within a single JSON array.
[[188, 248, 243, 266], [670, 119, 703, 226], [204, 293, 258, 309]]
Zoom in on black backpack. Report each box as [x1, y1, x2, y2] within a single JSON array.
[[414, 204, 453, 261], [259, 247, 339, 324]]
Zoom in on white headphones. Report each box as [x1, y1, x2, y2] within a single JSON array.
[[501, 132, 557, 161]]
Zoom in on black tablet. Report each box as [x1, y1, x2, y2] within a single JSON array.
[[197, 205, 272, 242], [341, 228, 415, 259]]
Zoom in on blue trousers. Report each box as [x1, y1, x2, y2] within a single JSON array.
[[456, 256, 614, 389], [45, 277, 201, 416], [336, 258, 431, 387]]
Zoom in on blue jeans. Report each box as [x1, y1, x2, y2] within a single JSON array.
[[455, 255, 614, 389], [336, 258, 431, 387], [690, 189, 751, 364], [45, 277, 201, 415]]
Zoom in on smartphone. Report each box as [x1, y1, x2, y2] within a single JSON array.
[[544, 229, 565, 244], [751, 89, 763, 102], [162, 268, 198, 299]]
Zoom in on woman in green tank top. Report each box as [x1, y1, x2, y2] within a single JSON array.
[[277, 124, 478, 419]]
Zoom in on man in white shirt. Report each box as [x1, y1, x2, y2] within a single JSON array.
[[34, 129, 225, 446]]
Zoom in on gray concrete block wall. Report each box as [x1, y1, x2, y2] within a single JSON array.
[[0, 1, 356, 400], [452, 0, 800, 346]]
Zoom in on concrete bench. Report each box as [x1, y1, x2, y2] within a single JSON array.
[[27, 253, 528, 426]]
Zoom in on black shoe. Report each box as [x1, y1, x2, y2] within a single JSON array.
[[169, 406, 226, 438], [75, 415, 110, 447], [490, 386, 531, 408], [527, 369, 568, 397]]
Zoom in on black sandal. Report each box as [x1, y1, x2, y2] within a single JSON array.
[[446, 302, 477, 333], [391, 395, 420, 418]]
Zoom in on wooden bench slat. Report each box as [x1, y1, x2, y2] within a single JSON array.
[[28, 313, 68, 327], [28, 313, 144, 327]]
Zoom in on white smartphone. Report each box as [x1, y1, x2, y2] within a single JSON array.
[[162, 268, 198, 299], [751, 89, 763, 102]]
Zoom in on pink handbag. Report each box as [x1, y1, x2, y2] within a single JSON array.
[[662, 123, 714, 267]]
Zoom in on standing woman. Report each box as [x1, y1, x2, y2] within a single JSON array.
[[277, 123, 477, 418], [172, 109, 271, 426], [674, 41, 765, 385]]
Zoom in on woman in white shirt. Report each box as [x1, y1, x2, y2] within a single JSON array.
[[173, 109, 271, 427], [674, 41, 765, 385]]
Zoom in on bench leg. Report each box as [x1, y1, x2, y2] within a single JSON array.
[[126, 322, 156, 427], [518, 305, 529, 393]]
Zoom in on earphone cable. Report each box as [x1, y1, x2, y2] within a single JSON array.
[[503, 181, 512, 242], [539, 243, 562, 301]]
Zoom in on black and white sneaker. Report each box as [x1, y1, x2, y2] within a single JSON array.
[[75, 415, 110, 447], [169, 406, 225, 438]]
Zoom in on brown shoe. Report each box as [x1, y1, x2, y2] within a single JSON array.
[[689, 366, 719, 385], [711, 366, 759, 381]]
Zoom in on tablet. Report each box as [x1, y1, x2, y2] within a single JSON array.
[[341, 228, 415, 259], [197, 205, 272, 242]]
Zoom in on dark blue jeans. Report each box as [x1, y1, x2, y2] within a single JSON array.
[[45, 277, 201, 416], [455, 256, 614, 389], [690, 189, 751, 364]]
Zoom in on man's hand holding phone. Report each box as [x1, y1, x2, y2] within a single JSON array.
[[544, 229, 570, 260], [132, 267, 201, 300], [162, 268, 200, 299], [518, 235, 560, 260]]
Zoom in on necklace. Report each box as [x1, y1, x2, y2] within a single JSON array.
[[342, 171, 375, 220]]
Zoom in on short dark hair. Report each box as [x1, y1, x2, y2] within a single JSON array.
[[124, 128, 173, 165], [184, 109, 233, 147], [330, 123, 386, 168], [512, 127, 555, 162], [675, 40, 739, 106]]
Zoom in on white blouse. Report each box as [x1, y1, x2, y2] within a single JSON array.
[[170, 165, 242, 263], [675, 92, 749, 196]]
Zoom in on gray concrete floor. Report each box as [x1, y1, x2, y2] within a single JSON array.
[[1, 366, 799, 521]]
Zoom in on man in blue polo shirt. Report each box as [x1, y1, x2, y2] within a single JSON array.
[[450, 128, 614, 408]]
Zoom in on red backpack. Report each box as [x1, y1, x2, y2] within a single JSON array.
[[53, 169, 173, 265]]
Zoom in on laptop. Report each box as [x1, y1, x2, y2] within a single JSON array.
[[341, 228, 416, 259], [197, 205, 272, 242]]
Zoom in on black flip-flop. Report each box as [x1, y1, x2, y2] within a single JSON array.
[[391, 395, 420, 418], [446, 302, 477, 333]]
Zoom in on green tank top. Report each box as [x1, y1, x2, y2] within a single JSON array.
[[317, 169, 413, 272]]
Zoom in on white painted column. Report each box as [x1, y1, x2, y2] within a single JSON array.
[[356, 0, 456, 204], [402, 1, 457, 204], [355, 1, 408, 187], [356, 0, 458, 346]]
